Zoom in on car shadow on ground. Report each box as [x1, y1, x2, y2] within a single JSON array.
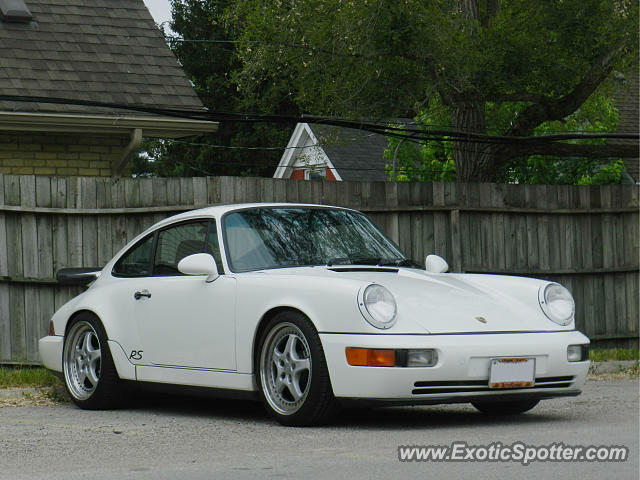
[[333, 405, 568, 431], [126, 390, 271, 423], [122, 390, 568, 430]]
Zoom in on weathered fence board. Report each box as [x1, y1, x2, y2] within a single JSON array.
[[0, 175, 638, 364]]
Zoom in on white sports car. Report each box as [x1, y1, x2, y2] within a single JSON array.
[[39, 203, 590, 426]]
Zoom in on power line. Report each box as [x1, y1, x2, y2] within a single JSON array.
[[166, 38, 245, 44], [158, 138, 299, 151], [155, 154, 610, 178], [151, 138, 627, 170], [1, 94, 637, 148]]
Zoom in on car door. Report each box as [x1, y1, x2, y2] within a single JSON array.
[[119, 220, 236, 371]]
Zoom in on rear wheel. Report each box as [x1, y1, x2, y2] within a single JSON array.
[[256, 311, 338, 426], [62, 313, 123, 409], [472, 399, 540, 415]]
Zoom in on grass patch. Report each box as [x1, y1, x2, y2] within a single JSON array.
[[0, 366, 61, 388], [590, 348, 640, 362]]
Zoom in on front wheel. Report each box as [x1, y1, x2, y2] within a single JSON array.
[[472, 399, 540, 415], [62, 313, 123, 409], [256, 311, 338, 426]]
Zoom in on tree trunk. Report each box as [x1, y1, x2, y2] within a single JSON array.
[[462, 0, 479, 21], [480, 0, 501, 26], [452, 102, 497, 182], [451, 0, 502, 182]]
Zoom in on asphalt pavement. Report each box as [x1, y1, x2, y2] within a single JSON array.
[[0, 379, 637, 480]]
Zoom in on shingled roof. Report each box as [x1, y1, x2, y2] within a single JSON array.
[[0, 0, 206, 118], [612, 70, 639, 182], [310, 125, 389, 181]]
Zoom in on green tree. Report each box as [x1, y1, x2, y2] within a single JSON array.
[[140, 0, 297, 177], [387, 87, 628, 184], [496, 91, 627, 184], [227, 0, 638, 182], [383, 99, 457, 182]]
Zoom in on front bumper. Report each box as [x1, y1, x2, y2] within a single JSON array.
[[320, 330, 589, 403]]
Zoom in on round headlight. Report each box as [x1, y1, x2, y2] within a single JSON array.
[[539, 283, 575, 325], [358, 284, 398, 329]]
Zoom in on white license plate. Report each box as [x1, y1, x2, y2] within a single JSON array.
[[489, 357, 535, 389]]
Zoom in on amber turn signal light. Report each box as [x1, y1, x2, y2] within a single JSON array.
[[345, 347, 396, 367]]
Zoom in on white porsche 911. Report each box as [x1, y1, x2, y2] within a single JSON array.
[[39, 203, 590, 426]]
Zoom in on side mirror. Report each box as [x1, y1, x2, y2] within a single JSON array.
[[178, 253, 219, 282], [425, 254, 448, 273]]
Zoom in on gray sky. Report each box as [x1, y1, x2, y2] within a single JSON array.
[[143, 0, 172, 27]]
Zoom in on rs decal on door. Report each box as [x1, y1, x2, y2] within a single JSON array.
[[129, 350, 143, 361]]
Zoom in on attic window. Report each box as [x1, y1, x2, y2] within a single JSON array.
[[305, 168, 326, 181], [0, 0, 32, 23]]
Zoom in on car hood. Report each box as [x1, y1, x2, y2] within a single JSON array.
[[257, 266, 565, 334]]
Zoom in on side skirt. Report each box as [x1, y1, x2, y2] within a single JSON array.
[[123, 380, 259, 402], [136, 364, 257, 392]]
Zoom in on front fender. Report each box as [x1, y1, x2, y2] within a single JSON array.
[[232, 274, 428, 373]]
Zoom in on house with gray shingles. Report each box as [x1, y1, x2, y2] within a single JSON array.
[[274, 123, 390, 182], [613, 71, 639, 183], [0, 0, 216, 177]]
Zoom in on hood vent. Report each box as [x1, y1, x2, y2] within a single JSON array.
[[0, 0, 32, 23]]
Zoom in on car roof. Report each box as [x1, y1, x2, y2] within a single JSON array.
[[154, 202, 355, 228]]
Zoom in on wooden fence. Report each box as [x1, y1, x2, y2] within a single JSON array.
[[0, 175, 638, 364]]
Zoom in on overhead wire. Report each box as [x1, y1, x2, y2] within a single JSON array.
[[151, 136, 621, 174], [1, 94, 637, 153]]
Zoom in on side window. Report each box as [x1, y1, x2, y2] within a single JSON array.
[[153, 221, 208, 276], [112, 234, 154, 277]]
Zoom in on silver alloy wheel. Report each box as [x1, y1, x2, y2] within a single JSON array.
[[260, 322, 312, 415], [63, 321, 102, 401]]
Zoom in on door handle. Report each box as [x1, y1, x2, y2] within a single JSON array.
[[134, 290, 152, 300]]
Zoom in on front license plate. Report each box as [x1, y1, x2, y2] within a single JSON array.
[[489, 357, 535, 389]]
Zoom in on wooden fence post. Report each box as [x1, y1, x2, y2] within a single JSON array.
[[450, 209, 462, 272]]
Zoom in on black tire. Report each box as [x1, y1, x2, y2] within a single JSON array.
[[62, 312, 124, 409], [256, 310, 339, 426], [472, 399, 540, 415]]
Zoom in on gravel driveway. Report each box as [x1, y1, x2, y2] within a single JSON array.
[[0, 379, 637, 480]]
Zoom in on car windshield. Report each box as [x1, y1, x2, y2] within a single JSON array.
[[223, 207, 412, 272]]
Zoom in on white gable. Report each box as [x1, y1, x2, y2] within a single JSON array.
[[274, 123, 342, 180]]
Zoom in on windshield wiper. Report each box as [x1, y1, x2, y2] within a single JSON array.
[[327, 257, 417, 267], [327, 257, 384, 266], [378, 258, 421, 268]]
